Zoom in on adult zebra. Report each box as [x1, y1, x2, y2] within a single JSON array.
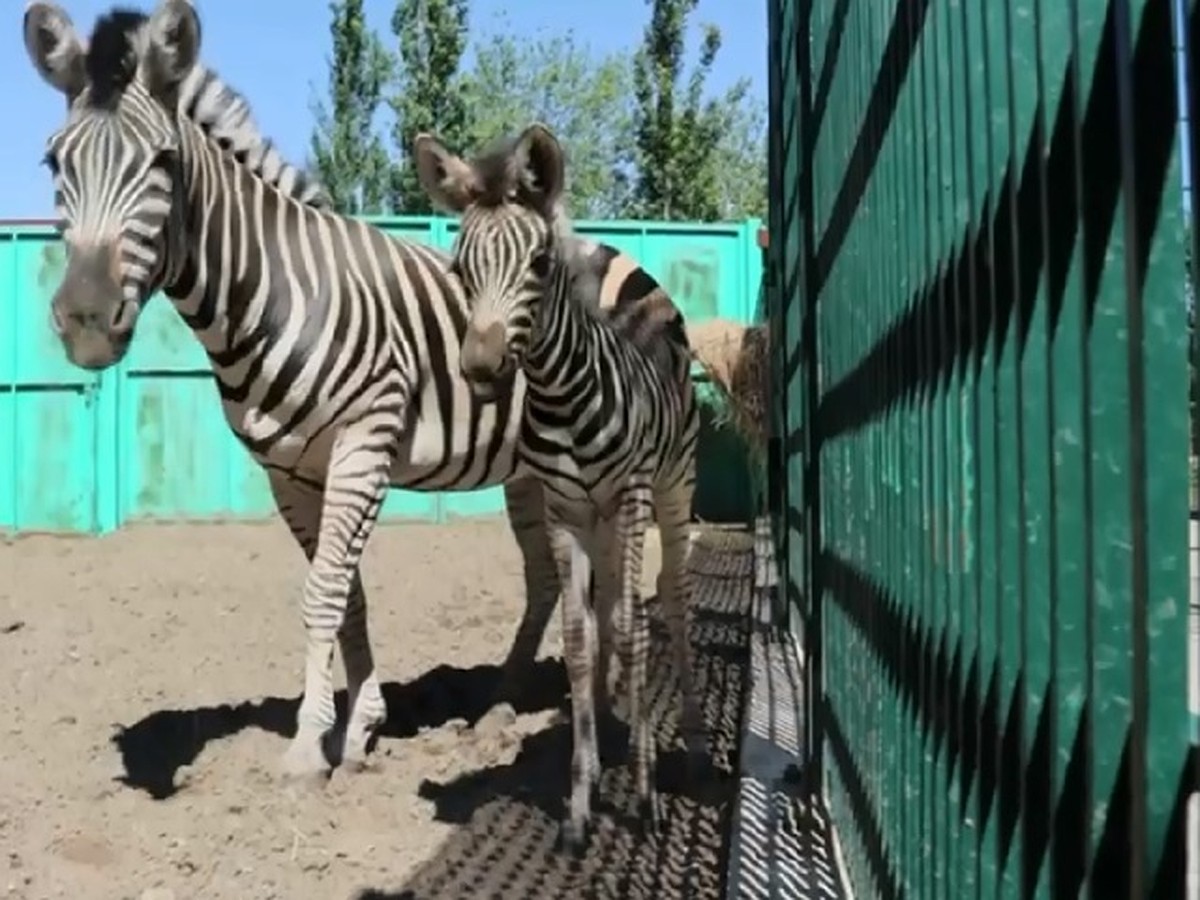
[[412, 124, 711, 849], [21, 0, 677, 782]]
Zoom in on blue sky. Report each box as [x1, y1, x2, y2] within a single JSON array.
[[4, 1, 1191, 220], [1, 0, 768, 219]]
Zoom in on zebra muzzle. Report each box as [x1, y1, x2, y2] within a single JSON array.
[[461, 320, 511, 384], [49, 242, 139, 370]]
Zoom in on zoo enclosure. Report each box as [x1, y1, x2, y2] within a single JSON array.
[[0, 216, 763, 534], [766, 0, 1196, 897]]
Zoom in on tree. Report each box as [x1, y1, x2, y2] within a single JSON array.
[[388, 0, 472, 213], [630, 0, 733, 221], [709, 82, 768, 219], [309, 0, 393, 215], [460, 26, 638, 219]]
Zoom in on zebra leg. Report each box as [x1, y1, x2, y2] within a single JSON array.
[[589, 509, 627, 766], [552, 520, 600, 853], [267, 471, 331, 780], [493, 477, 561, 708], [279, 437, 393, 782], [654, 478, 711, 778], [269, 471, 386, 775], [617, 484, 660, 834], [590, 511, 620, 731], [338, 570, 388, 771]]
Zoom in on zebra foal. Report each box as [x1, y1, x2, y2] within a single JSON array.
[[21, 0, 679, 784], [413, 123, 711, 849]]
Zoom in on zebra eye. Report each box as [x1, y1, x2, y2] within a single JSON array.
[[42, 152, 60, 177], [530, 251, 552, 279]]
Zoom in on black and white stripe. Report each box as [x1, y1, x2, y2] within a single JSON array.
[[24, 2, 676, 781], [414, 124, 711, 850]]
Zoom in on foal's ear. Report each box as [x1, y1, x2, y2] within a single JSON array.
[[513, 123, 565, 217], [24, 2, 87, 100], [412, 133, 480, 213], [142, 0, 201, 103]]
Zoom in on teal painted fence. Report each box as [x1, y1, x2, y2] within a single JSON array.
[[0, 216, 763, 533]]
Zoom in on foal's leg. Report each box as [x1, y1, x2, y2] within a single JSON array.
[[653, 472, 710, 774], [552, 521, 601, 852], [493, 477, 562, 709], [616, 483, 659, 831], [590, 510, 622, 730]]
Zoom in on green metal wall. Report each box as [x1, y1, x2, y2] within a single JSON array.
[[767, 0, 1196, 896], [0, 216, 762, 533]]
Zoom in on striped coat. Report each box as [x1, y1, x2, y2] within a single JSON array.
[[23, 0, 687, 782]]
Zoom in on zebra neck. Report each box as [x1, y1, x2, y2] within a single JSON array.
[[163, 126, 302, 361], [525, 268, 599, 399]]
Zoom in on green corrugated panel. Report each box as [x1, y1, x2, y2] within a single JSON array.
[[0, 234, 16, 531], [1124, 1, 1192, 892], [6, 232, 114, 533], [769, 0, 1195, 895], [1, 217, 764, 531]]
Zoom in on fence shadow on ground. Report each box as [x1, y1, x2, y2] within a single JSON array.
[[355, 534, 756, 900], [111, 658, 569, 800]]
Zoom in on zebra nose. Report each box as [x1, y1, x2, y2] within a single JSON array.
[[461, 320, 509, 381]]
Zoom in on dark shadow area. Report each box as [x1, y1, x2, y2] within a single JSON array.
[[823, 550, 1194, 899], [814, 0, 1180, 444], [354, 535, 754, 899], [813, 0, 932, 297], [112, 658, 568, 800], [693, 391, 757, 524]]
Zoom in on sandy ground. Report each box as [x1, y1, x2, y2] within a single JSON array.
[[0, 517, 751, 899]]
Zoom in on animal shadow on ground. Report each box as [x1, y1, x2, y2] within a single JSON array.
[[112, 658, 568, 800], [357, 536, 756, 900]]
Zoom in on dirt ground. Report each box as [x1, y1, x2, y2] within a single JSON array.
[[0, 517, 751, 900]]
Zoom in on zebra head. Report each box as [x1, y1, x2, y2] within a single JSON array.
[[413, 124, 569, 401], [23, 0, 200, 370]]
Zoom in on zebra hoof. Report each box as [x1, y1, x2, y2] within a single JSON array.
[[559, 816, 591, 857], [340, 727, 383, 773], [280, 737, 332, 786], [339, 749, 380, 775]]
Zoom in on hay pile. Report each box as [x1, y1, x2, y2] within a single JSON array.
[[688, 317, 773, 462]]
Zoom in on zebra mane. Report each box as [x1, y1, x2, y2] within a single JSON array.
[[465, 137, 604, 304], [81, 8, 331, 208], [516, 181, 691, 382], [83, 8, 144, 105], [464, 132, 689, 376], [175, 65, 331, 208]]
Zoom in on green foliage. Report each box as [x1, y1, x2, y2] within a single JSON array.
[[460, 23, 637, 218], [388, 0, 473, 214], [710, 84, 768, 220], [309, 0, 393, 215], [310, 0, 767, 222], [629, 0, 762, 221]]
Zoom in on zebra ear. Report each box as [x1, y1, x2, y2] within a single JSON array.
[[23, 2, 87, 99], [514, 123, 565, 216], [142, 0, 201, 101], [412, 133, 479, 213]]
